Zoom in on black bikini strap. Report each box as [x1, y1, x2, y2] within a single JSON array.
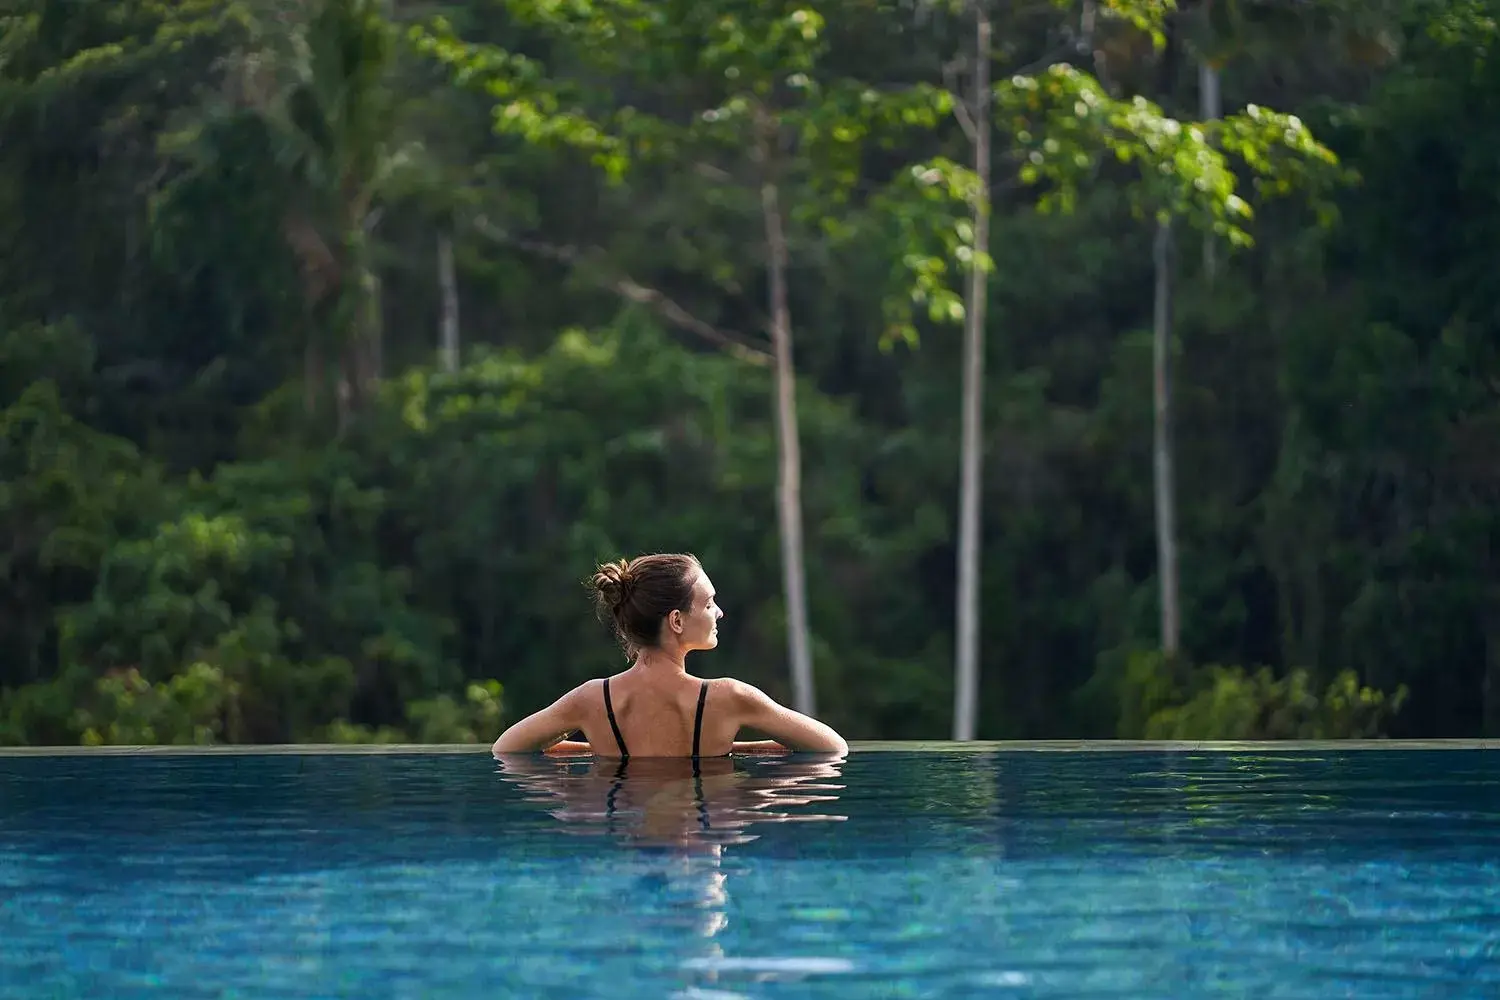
[[603, 677, 628, 758], [692, 680, 709, 759]]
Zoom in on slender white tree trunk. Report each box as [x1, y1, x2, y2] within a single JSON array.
[[1157, 31, 1219, 653], [953, 4, 992, 742], [438, 233, 460, 373], [758, 133, 816, 716], [1153, 219, 1180, 654], [1199, 60, 1221, 277], [368, 269, 383, 382]]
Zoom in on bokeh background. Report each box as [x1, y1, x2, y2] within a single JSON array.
[[2, 0, 1493, 746]]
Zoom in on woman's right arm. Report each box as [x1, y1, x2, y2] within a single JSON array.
[[731, 680, 848, 754], [492, 683, 588, 755]]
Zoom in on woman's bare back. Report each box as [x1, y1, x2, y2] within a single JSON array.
[[590, 671, 723, 758]]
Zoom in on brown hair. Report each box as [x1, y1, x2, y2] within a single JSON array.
[[589, 553, 702, 656]]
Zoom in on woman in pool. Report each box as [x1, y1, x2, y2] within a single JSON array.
[[491, 553, 848, 757]]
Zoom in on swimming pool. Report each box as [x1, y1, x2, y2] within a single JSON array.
[[1, 745, 1496, 998]]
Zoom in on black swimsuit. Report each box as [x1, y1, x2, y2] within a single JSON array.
[[602, 676, 711, 759]]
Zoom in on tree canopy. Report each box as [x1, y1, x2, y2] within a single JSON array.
[[2, 0, 1495, 744]]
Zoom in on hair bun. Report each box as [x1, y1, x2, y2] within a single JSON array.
[[591, 558, 635, 612], [585, 552, 701, 658]]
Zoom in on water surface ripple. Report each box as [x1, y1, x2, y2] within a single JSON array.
[[1, 749, 1497, 998]]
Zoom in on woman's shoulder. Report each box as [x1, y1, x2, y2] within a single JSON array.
[[556, 676, 609, 704], [702, 676, 771, 708]]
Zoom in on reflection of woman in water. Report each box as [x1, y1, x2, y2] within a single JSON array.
[[496, 754, 847, 851], [495, 753, 848, 952], [491, 553, 848, 757]]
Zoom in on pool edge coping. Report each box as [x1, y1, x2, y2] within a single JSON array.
[[0, 739, 1492, 756]]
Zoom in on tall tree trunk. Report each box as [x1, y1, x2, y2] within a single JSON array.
[[953, 3, 992, 742], [365, 267, 383, 384], [758, 124, 816, 717], [1153, 219, 1181, 655], [1199, 60, 1221, 277], [338, 260, 382, 433], [438, 232, 460, 373]]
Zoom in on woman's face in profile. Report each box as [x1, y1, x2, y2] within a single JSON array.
[[677, 571, 722, 651]]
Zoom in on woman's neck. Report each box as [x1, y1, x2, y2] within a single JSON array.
[[634, 647, 688, 674]]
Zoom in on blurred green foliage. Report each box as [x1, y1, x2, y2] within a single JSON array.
[[4, 0, 1497, 744], [1118, 652, 1409, 740]]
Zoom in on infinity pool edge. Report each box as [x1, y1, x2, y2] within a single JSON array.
[[0, 739, 1492, 755]]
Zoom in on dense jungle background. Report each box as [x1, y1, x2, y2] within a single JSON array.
[[2, 0, 1496, 746]]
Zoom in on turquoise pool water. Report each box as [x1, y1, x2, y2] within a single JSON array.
[[1, 748, 1497, 998]]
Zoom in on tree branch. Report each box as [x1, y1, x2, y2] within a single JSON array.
[[470, 218, 772, 365], [943, 59, 979, 144]]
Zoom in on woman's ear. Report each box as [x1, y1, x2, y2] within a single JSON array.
[[670, 610, 683, 634]]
